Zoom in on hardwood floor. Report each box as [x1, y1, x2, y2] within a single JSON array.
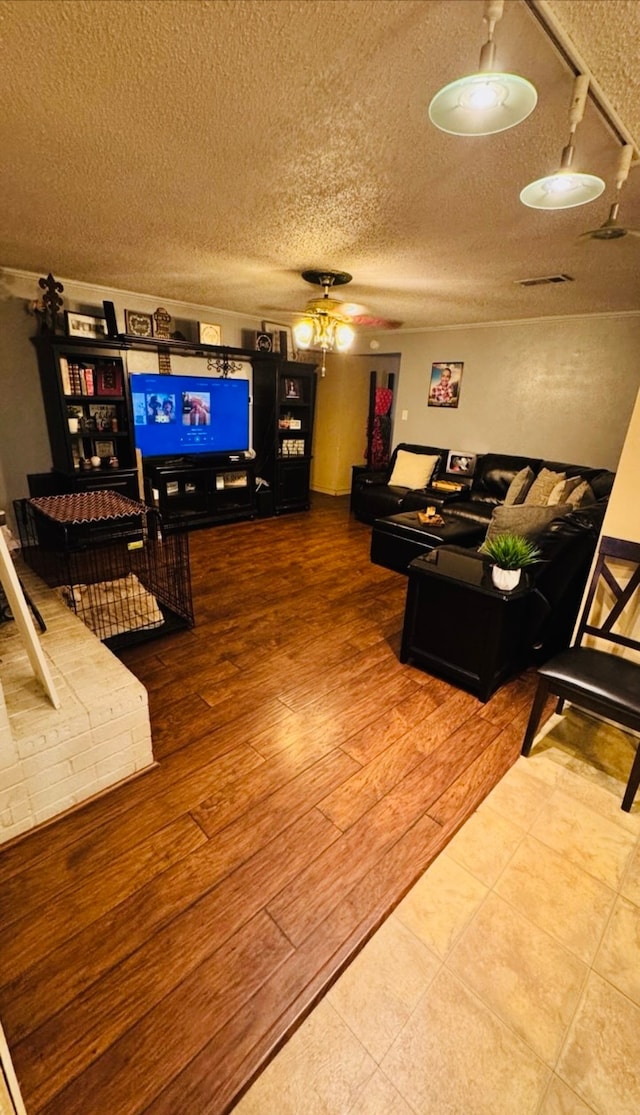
[[0, 495, 542, 1114]]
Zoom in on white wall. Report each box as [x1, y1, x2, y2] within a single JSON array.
[[360, 314, 640, 470]]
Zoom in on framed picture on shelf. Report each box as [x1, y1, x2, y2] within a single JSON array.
[[198, 322, 222, 345], [446, 450, 477, 476], [262, 321, 295, 360], [124, 310, 154, 337], [89, 403, 117, 432], [65, 311, 108, 340], [95, 363, 123, 396], [94, 439, 115, 458], [284, 377, 301, 400]]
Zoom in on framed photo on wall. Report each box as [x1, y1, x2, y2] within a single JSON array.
[[428, 361, 463, 408]]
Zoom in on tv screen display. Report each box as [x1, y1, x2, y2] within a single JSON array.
[[130, 373, 250, 458]]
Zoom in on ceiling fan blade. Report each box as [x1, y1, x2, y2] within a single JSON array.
[[350, 314, 403, 329]]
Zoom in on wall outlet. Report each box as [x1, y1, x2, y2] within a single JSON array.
[[401, 409, 408, 420]]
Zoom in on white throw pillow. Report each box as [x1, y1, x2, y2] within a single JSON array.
[[389, 450, 439, 489]]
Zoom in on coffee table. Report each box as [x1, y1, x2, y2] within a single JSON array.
[[370, 510, 485, 574]]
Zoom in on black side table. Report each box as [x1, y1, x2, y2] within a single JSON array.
[[400, 547, 533, 701]]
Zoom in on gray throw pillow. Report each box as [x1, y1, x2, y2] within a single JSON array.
[[548, 474, 584, 505], [566, 480, 596, 508], [503, 466, 535, 506], [524, 468, 566, 506], [485, 502, 572, 544]]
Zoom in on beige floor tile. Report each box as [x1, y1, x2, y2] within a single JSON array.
[[232, 998, 375, 1115], [495, 836, 615, 964], [394, 852, 488, 960], [447, 892, 587, 1065], [593, 895, 640, 1007], [445, 804, 524, 887], [382, 968, 550, 1115], [529, 788, 636, 889], [346, 1069, 415, 1114], [621, 842, 640, 906], [556, 764, 640, 835], [480, 759, 554, 830], [539, 1074, 598, 1114], [557, 971, 640, 1115], [328, 916, 440, 1062]]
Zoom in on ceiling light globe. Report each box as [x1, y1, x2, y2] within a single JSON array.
[[520, 171, 605, 210], [429, 72, 537, 136], [334, 322, 355, 352], [293, 318, 314, 349]]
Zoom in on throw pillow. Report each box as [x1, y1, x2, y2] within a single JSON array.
[[547, 474, 584, 505], [389, 450, 439, 489], [503, 466, 535, 506], [485, 502, 572, 544], [524, 468, 566, 506], [566, 480, 596, 508]]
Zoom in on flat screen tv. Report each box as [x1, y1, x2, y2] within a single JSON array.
[[129, 373, 250, 459]]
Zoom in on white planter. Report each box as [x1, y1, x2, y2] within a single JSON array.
[[492, 565, 521, 591]]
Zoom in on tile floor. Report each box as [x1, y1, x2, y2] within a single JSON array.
[[232, 708, 640, 1115]]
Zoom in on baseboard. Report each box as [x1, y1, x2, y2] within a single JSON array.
[[310, 485, 351, 497]]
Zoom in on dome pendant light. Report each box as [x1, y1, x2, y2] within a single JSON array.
[[428, 0, 537, 137], [520, 74, 605, 210]]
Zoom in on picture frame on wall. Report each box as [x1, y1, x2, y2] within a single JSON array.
[[65, 312, 108, 340], [198, 322, 222, 345], [124, 310, 154, 338], [428, 361, 463, 408]]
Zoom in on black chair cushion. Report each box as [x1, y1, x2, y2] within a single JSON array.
[[539, 646, 640, 721]]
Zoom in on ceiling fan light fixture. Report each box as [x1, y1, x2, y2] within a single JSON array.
[[293, 270, 356, 369], [429, 0, 537, 137], [292, 317, 314, 350]]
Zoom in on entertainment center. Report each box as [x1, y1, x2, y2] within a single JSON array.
[[29, 333, 318, 528]]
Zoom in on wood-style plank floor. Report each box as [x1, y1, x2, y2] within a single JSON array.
[[0, 495, 543, 1114]]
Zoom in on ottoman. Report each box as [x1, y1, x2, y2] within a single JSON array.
[[370, 511, 486, 574]]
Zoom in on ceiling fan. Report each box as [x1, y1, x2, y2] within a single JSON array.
[[580, 144, 640, 240], [291, 269, 402, 375]]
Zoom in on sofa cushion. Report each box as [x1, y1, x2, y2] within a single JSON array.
[[389, 450, 439, 489], [504, 466, 535, 506], [485, 502, 572, 544], [548, 474, 584, 505], [566, 480, 596, 508], [524, 468, 566, 506]]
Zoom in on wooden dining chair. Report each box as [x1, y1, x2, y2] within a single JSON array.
[[521, 535, 640, 811]]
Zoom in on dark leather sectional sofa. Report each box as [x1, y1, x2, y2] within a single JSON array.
[[352, 441, 617, 671], [352, 442, 616, 527]]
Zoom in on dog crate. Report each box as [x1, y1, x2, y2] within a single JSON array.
[[14, 491, 194, 650]]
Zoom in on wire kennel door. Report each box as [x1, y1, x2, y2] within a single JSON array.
[[14, 493, 194, 650]]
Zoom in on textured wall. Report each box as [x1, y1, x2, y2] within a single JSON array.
[[364, 315, 640, 471]]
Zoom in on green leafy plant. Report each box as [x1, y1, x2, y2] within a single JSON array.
[[480, 532, 541, 570]]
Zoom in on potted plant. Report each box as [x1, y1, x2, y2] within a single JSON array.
[[480, 531, 541, 591]]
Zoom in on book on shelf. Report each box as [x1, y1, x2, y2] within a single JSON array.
[[59, 356, 71, 395]]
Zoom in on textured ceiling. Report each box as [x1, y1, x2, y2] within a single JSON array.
[[1, 0, 640, 330]]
